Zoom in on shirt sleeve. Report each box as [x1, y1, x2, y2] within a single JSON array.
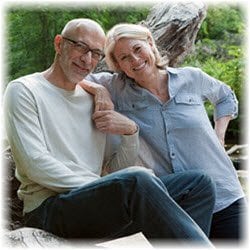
[[86, 72, 140, 172], [3, 82, 100, 193], [103, 129, 140, 173], [198, 68, 238, 121]]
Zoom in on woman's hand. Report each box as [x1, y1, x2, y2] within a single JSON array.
[[78, 80, 114, 111], [92, 110, 138, 135]]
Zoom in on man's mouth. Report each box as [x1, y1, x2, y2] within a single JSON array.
[[73, 63, 90, 74]]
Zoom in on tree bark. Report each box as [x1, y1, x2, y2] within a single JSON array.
[[143, 1, 206, 66]]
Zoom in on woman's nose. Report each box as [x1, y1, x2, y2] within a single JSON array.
[[130, 53, 140, 62]]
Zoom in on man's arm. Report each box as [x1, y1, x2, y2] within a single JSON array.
[[80, 74, 140, 173], [92, 110, 139, 174], [4, 82, 100, 193]]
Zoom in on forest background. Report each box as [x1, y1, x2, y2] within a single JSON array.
[[5, 1, 247, 146]]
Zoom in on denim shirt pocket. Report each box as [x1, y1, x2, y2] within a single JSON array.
[[172, 93, 207, 129], [174, 94, 202, 106], [117, 97, 149, 111]]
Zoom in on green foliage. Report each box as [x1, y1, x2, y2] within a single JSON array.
[[198, 4, 245, 40], [6, 5, 150, 84]]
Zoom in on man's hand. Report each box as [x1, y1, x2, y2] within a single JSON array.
[[78, 80, 114, 111], [92, 110, 138, 135]]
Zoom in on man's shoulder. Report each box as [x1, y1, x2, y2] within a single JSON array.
[[8, 72, 42, 90], [4, 72, 44, 102]]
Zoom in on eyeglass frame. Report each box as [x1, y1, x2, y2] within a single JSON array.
[[62, 36, 105, 61]]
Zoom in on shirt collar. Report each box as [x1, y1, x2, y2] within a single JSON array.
[[166, 67, 184, 99], [166, 67, 179, 74], [122, 66, 183, 98]]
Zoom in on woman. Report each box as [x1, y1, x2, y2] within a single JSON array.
[[83, 23, 246, 240]]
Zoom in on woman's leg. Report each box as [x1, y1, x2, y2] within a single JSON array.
[[210, 197, 247, 240], [159, 171, 216, 236]]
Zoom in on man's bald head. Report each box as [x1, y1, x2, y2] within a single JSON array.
[[61, 18, 105, 39]]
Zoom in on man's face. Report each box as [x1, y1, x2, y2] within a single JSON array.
[[58, 29, 105, 84]]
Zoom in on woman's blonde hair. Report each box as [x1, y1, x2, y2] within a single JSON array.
[[105, 23, 167, 72]]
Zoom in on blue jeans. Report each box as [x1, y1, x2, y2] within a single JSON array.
[[24, 167, 214, 245], [210, 197, 247, 240], [159, 171, 215, 236]]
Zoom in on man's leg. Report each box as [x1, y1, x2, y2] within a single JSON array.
[[24, 167, 212, 245], [159, 171, 216, 236]]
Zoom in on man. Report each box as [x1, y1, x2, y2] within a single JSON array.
[[4, 18, 214, 245]]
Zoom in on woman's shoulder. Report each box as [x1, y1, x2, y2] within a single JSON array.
[[168, 66, 203, 75]]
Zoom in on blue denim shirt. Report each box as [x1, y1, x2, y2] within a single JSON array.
[[87, 66, 244, 213]]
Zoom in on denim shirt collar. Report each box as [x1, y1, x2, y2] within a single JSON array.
[[167, 67, 185, 99], [121, 66, 184, 100]]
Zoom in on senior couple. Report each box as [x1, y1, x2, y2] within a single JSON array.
[[4, 18, 246, 246]]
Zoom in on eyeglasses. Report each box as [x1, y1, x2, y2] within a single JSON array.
[[62, 37, 104, 61]]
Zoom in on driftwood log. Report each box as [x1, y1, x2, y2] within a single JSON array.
[[4, 1, 206, 247]]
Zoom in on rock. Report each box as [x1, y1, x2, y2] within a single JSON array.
[[4, 227, 66, 247], [3, 147, 24, 230]]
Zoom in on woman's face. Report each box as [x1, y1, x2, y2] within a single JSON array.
[[113, 38, 156, 83]]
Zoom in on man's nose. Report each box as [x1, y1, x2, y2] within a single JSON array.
[[80, 51, 92, 64]]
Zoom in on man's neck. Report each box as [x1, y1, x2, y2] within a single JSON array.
[[42, 64, 76, 91]]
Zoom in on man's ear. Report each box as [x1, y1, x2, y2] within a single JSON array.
[[54, 35, 63, 54]]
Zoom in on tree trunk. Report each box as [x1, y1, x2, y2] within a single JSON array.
[[143, 1, 206, 66]]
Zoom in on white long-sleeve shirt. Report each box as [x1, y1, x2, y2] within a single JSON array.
[[4, 72, 139, 213]]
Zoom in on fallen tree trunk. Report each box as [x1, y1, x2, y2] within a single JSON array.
[[143, 1, 206, 66]]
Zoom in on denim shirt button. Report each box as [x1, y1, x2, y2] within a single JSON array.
[[170, 152, 175, 158]]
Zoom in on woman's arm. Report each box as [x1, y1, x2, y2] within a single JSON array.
[[78, 80, 114, 111], [197, 68, 238, 145], [214, 115, 232, 146]]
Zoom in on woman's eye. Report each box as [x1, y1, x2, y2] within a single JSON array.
[[121, 56, 128, 61], [134, 46, 141, 53]]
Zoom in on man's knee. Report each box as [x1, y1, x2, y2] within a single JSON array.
[[192, 172, 216, 199], [119, 166, 154, 176], [117, 166, 162, 191]]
